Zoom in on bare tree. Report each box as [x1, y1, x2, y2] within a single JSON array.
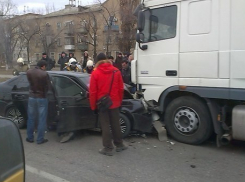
[[76, 6, 100, 59], [118, 0, 139, 53], [37, 19, 64, 56], [0, 0, 18, 69], [18, 17, 40, 63], [97, 0, 120, 56]]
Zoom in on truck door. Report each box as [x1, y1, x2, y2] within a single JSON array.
[[51, 75, 97, 133], [136, 3, 179, 101]]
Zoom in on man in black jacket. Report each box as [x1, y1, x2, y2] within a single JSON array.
[[41, 53, 55, 71], [58, 52, 68, 71], [121, 60, 136, 93]]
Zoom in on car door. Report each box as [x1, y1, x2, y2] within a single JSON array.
[[12, 74, 57, 127], [50, 75, 97, 133]]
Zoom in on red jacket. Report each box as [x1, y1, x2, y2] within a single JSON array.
[[89, 62, 124, 110]]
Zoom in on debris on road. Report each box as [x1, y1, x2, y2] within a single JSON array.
[[190, 165, 196, 168]]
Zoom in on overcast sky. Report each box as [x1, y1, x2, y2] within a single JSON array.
[[14, 0, 97, 14]]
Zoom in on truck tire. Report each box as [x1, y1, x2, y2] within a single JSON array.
[[164, 96, 213, 145]]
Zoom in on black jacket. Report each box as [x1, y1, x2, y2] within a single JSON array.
[[58, 55, 68, 71], [41, 57, 55, 71], [121, 67, 132, 85]]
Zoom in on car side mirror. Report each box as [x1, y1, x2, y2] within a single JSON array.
[[0, 117, 25, 182]]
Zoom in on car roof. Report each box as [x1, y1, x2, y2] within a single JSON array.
[[19, 71, 90, 78], [47, 71, 90, 78]]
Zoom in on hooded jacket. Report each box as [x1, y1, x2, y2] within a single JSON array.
[[58, 52, 68, 71], [89, 60, 124, 110]]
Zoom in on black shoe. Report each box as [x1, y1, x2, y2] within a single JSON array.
[[37, 139, 48, 144], [26, 138, 34, 143], [99, 148, 113, 156]]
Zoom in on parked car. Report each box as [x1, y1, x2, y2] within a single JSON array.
[[0, 117, 25, 182], [4, 71, 153, 138]]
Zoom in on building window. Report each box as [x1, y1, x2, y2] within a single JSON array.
[[50, 52, 55, 60], [77, 35, 87, 43], [35, 53, 40, 62], [57, 38, 62, 46], [57, 22, 62, 29], [106, 52, 111, 57], [65, 37, 74, 45]]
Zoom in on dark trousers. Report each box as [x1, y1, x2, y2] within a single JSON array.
[[99, 108, 123, 149]]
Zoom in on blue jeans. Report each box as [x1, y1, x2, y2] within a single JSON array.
[[27, 97, 48, 143]]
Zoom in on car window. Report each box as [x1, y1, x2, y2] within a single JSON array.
[[3, 77, 19, 86], [78, 75, 90, 88], [51, 76, 83, 96]]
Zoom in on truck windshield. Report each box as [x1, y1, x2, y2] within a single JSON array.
[[142, 5, 177, 42]]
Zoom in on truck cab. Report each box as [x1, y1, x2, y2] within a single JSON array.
[[133, 0, 245, 145]]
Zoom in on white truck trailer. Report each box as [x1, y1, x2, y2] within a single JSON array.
[[132, 0, 245, 145]]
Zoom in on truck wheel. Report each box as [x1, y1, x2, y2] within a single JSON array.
[[164, 96, 213, 144], [119, 113, 131, 138]]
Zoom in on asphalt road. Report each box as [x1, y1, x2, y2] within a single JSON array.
[[20, 129, 245, 182]]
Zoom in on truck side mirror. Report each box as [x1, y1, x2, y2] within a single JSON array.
[[136, 33, 148, 50], [137, 11, 145, 32]]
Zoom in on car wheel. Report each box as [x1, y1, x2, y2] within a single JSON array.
[[119, 113, 131, 138], [6, 106, 26, 129], [164, 96, 213, 145]]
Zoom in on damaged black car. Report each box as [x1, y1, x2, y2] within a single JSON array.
[[7, 71, 154, 138]]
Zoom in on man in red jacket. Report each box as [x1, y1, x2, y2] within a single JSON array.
[[89, 53, 127, 156]]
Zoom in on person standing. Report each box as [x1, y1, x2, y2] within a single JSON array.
[[83, 59, 94, 74], [108, 56, 115, 65], [41, 53, 55, 71], [89, 53, 128, 156], [58, 51, 68, 71], [114, 52, 123, 70], [26, 60, 50, 144], [121, 60, 136, 93], [82, 51, 89, 69]]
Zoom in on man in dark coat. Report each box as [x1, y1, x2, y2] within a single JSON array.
[[41, 53, 55, 71], [58, 51, 68, 71], [121, 59, 136, 93], [114, 53, 123, 70]]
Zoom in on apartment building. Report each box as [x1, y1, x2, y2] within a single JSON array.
[[13, 0, 125, 64]]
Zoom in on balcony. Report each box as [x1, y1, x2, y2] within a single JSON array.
[[77, 27, 88, 34], [77, 43, 88, 51], [64, 45, 75, 50], [104, 25, 119, 31], [64, 27, 74, 35]]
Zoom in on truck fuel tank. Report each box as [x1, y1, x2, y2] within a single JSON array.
[[232, 105, 245, 141]]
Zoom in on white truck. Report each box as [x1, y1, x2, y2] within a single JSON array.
[[132, 0, 245, 145]]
